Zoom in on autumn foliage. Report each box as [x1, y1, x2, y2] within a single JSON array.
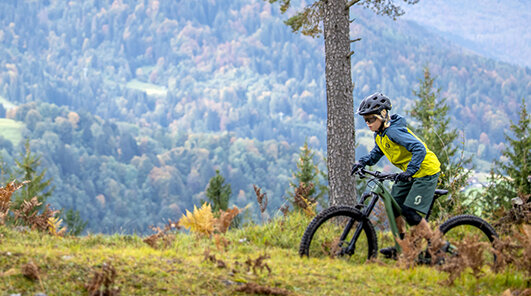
[[0, 181, 65, 236], [177, 203, 242, 237]]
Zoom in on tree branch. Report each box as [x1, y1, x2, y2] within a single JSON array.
[[350, 38, 361, 43], [347, 51, 354, 59], [346, 0, 362, 10]]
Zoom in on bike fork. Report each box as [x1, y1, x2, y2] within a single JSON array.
[[344, 221, 365, 255], [343, 195, 379, 255]]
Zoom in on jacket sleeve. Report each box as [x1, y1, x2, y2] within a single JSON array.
[[387, 127, 426, 175], [359, 140, 384, 166]]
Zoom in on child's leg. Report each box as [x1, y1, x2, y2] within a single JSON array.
[[403, 173, 440, 216]]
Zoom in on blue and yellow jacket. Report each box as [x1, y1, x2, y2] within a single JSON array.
[[359, 114, 440, 178]]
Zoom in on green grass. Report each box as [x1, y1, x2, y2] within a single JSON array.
[[0, 214, 527, 295], [0, 95, 17, 109], [0, 118, 24, 145], [126, 79, 167, 97]]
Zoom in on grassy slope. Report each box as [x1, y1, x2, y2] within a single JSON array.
[[0, 96, 16, 109], [0, 95, 22, 145], [0, 214, 527, 295], [125, 79, 168, 97], [0, 118, 23, 145]]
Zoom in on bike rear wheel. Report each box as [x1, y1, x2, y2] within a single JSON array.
[[437, 214, 498, 263], [299, 206, 378, 263]]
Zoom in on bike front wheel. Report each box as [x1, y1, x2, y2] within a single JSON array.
[[299, 205, 378, 263], [437, 214, 498, 263]]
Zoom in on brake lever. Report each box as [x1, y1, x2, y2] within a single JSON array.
[[353, 169, 366, 178]]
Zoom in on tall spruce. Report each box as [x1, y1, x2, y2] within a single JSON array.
[[407, 67, 473, 219], [204, 170, 232, 213], [268, 0, 419, 206], [12, 140, 54, 211], [485, 99, 530, 210]]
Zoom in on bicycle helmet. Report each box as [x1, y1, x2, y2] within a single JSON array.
[[357, 92, 392, 115]]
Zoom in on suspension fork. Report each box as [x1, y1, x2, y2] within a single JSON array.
[[342, 193, 379, 255]]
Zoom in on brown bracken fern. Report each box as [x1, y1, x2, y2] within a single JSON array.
[[21, 261, 40, 281], [293, 182, 316, 217], [491, 224, 531, 280], [143, 219, 180, 249], [245, 254, 272, 275], [12, 197, 62, 233], [214, 206, 241, 234], [253, 184, 268, 220], [436, 235, 490, 285], [178, 203, 242, 237], [0, 180, 26, 225], [85, 262, 120, 296]]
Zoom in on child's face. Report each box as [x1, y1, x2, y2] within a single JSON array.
[[363, 115, 382, 132]]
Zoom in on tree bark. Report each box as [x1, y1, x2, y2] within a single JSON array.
[[322, 0, 356, 206]]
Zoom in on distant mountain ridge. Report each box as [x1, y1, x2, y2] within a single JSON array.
[[402, 0, 531, 68]]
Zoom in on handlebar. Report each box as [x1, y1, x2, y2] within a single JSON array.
[[353, 168, 399, 182]]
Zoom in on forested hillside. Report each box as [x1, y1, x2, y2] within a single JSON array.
[[402, 0, 531, 68], [0, 0, 528, 233]]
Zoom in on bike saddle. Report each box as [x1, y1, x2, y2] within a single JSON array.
[[434, 189, 449, 198]]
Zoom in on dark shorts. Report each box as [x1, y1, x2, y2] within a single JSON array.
[[391, 172, 440, 214]]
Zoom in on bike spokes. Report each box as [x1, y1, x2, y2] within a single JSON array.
[[307, 216, 371, 263]]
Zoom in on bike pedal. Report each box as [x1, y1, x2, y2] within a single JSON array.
[[379, 247, 397, 259]]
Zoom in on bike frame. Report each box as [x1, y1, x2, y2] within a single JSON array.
[[344, 172, 403, 255], [364, 177, 403, 251]]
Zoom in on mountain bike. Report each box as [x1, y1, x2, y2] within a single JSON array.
[[299, 168, 498, 264]]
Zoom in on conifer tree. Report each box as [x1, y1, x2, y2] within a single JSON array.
[[407, 67, 472, 219], [62, 208, 88, 236], [484, 99, 530, 212], [289, 140, 327, 210], [204, 170, 232, 213], [12, 140, 54, 211]]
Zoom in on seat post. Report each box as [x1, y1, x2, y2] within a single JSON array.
[[425, 198, 436, 221], [425, 189, 449, 221]]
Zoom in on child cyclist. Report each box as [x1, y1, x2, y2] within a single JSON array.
[[351, 92, 441, 259]]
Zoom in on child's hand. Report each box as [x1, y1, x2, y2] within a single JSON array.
[[351, 162, 366, 175], [394, 171, 413, 182]]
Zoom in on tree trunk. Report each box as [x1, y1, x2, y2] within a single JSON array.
[[322, 0, 356, 206]]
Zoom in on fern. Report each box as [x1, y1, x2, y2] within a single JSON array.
[[0, 180, 26, 225], [178, 203, 214, 236], [293, 182, 316, 217], [214, 206, 241, 234], [47, 216, 67, 237]]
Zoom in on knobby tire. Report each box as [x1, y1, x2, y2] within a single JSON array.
[[438, 214, 498, 262], [299, 205, 378, 262]]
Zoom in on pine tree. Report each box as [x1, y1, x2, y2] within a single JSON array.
[[12, 140, 54, 211], [407, 67, 473, 219], [204, 170, 231, 213]]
